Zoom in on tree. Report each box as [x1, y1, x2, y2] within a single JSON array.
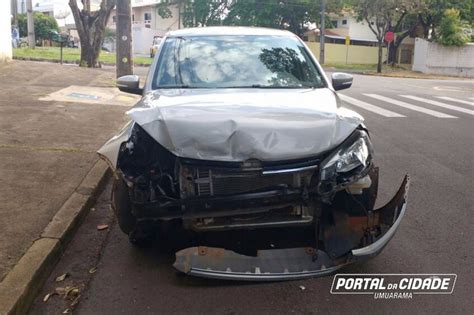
[[183, 0, 231, 27], [69, 0, 116, 67], [157, 0, 345, 37], [417, 0, 471, 40], [17, 12, 59, 43], [352, 0, 414, 72], [157, 0, 231, 28], [385, 1, 424, 65], [357, 0, 471, 64], [436, 9, 469, 46], [224, 0, 344, 36]]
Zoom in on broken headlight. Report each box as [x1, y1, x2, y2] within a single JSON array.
[[319, 129, 373, 193]]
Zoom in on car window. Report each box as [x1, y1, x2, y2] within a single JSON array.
[[152, 35, 325, 89]]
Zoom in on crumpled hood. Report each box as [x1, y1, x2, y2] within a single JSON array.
[[125, 88, 363, 162]]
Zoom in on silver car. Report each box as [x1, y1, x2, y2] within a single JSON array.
[[99, 27, 409, 281]]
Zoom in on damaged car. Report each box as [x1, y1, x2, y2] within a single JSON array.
[[98, 27, 409, 281]]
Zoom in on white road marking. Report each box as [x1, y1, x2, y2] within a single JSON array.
[[436, 96, 474, 106], [339, 94, 405, 118], [433, 86, 467, 92], [400, 95, 474, 116], [364, 94, 457, 118]]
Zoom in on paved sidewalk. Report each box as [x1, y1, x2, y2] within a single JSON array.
[[0, 61, 136, 282]]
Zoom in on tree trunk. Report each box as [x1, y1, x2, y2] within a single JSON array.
[[69, 0, 116, 68], [377, 41, 383, 73], [388, 43, 396, 65]]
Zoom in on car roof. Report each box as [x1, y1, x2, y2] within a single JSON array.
[[166, 26, 296, 37]]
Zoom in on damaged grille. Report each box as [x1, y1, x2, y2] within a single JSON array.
[[180, 160, 319, 198], [195, 169, 295, 196]]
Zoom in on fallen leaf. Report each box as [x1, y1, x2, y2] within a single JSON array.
[[299, 285, 306, 291], [55, 273, 69, 282], [55, 287, 66, 295], [66, 287, 80, 299], [89, 267, 97, 274], [91, 207, 96, 211], [70, 295, 81, 307], [97, 224, 109, 231], [62, 308, 70, 314], [43, 293, 52, 302]]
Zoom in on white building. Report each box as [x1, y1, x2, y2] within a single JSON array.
[[107, 0, 183, 54], [329, 12, 378, 42]]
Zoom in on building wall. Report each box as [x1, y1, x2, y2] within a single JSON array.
[[329, 15, 377, 41], [107, 3, 181, 54], [306, 42, 387, 65], [108, 4, 181, 31], [412, 38, 474, 77], [0, 0, 12, 62], [347, 17, 377, 41]]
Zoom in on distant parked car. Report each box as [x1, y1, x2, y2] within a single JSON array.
[[150, 36, 162, 58]]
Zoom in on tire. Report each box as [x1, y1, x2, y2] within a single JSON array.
[[112, 177, 154, 247], [112, 177, 135, 234]]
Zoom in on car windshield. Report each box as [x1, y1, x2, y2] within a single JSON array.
[[152, 35, 325, 89]]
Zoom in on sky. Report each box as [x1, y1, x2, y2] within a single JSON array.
[[17, 0, 101, 26]]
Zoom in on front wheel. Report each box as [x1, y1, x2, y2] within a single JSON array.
[[111, 177, 155, 246]]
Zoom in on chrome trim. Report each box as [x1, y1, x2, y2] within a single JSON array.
[[186, 265, 343, 281], [192, 216, 313, 231], [262, 164, 318, 175]]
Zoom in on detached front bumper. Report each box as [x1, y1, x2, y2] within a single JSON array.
[[173, 175, 409, 281]]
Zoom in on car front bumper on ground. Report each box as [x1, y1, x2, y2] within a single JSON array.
[[173, 175, 409, 281]]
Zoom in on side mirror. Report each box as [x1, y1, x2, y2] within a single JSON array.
[[331, 72, 353, 91], [117, 75, 143, 95]]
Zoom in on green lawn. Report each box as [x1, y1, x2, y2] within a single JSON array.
[[13, 47, 152, 65]]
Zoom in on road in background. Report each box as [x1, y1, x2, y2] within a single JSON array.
[[31, 74, 473, 314]]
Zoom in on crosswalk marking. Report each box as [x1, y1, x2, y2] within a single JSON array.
[[364, 94, 457, 118], [400, 95, 474, 116], [339, 94, 405, 118], [436, 96, 474, 106]]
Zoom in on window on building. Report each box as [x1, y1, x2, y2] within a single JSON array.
[[330, 20, 338, 28], [144, 13, 152, 22], [342, 19, 347, 25], [132, 14, 135, 22], [112, 15, 116, 23]]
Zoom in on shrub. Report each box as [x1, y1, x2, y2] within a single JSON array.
[[436, 9, 469, 46]]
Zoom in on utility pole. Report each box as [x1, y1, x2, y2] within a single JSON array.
[[116, 0, 133, 77], [178, 3, 181, 29], [11, 0, 17, 26], [26, 0, 35, 48], [319, 0, 325, 64]]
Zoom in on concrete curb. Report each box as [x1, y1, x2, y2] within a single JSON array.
[[0, 159, 110, 315], [12, 56, 151, 67]]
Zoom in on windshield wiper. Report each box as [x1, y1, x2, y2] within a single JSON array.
[[223, 84, 318, 89], [156, 84, 195, 89]]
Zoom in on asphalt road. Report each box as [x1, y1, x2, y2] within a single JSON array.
[[31, 74, 473, 314]]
